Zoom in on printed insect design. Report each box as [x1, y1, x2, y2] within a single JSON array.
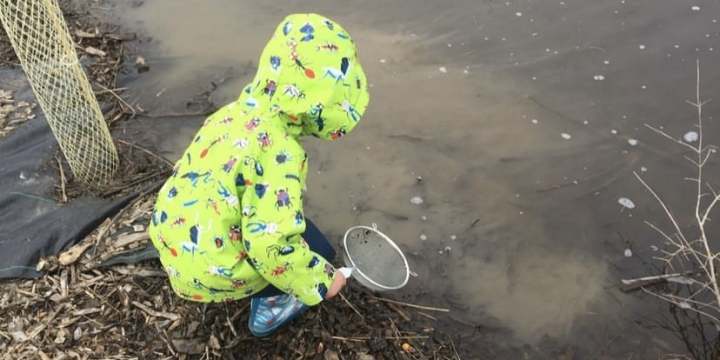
[[206, 198, 220, 216], [217, 182, 239, 207], [181, 170, 211, 188], [294, 210, 304, 226], [166, 266, 181, 278], [151, 210, 168, 226], [283, 84, 305, 100], [208, 266, 233, 278], [309, 103, 325, 131], [247, 258, 264, 271], [324, 263, 335, 280], [270, 104, 299, 122], [245, 118, 261, 131], [167, 186, 178, 199], [270, 55, 281, 72], [271, 262, 293, 277], [212, 234, 226, 250], [316, 43, 339, 52], [190, 278, 232, 295], [243, 156, 264, 176], [157, 233, 179, 257], [231, 279, 247, 288], [200, 134, 229, 158], [275, 187, 292, 209], [233, 138, 249, 150], [263, 80, 277, 97], [307, 256, 320, 269], [299, 22, 315, 42], [179, 224, 207, 258], [266, 244, 295, 258], [338, 99, 362, 122], [242, 205, 257, 218], [246, 221, 281, 237], [229, 225, 242, 241], [323, 57, 350, 83], [236, 173, 252, 187], [282, 21, 293, 36], [254, 183, 269, 199], [223, 156, 238, 173], [218, 117, 234, 125], [257, 132, 272, 149], [328, 127, 347, 140], [275, 150, 292, 165], [171, 217, 186, 228], [287, 40, 316, 79]]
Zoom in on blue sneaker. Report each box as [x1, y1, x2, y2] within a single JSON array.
[[248, 294, 308, 337]]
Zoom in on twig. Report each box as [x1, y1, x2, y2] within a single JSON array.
[[370, 296, 450, 312], [450, 336, 461, 360], [132, 301, 181, 321], [331, 335, 429, 342], [95, 82, 136, 118], [620, 272, 694, 285], [117, 139, 174, 167], [338, 292, 364, 320], [415, 311, 438, 321], [56, 155, 68, 203], [386, 302, 412, 322]]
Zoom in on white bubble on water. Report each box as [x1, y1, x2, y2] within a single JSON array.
[[619, 197, 635, 209], [380, 59, 387, 63], [628, 139, 638, 146], [611, 129, 618, 134], [691, 5, 701, 11], [604, 60, 610, 65], [675, 44, 680, 49], [684, 131, 699, 142], [641, 85, 647, 89], [650, 245, 658, 251], [438, 66, 447, 73], [641, 166, 648, 172], [531, 119, 538, 124], [450, 235, 457, 241], [561, 133, 572, 140], [420, 234, 428, 241], [593, 75, 605, 81], [583, 120, 589, 125], [639, 44, 646, 50], [624, 248, 633, 257], [410, 196, 424, 205], [516, 12, 523, 17]]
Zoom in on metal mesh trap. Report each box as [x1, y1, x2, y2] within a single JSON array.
[[342, 224, 410, 291]]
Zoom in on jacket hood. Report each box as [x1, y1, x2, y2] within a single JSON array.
[[238, 13, 370, 141]]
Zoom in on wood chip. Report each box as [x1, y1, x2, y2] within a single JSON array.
[[85, 46, 106, 57], [131, 301, 181, 321]]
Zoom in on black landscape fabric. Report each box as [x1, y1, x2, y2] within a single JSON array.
[[0, 68, 136, 279]]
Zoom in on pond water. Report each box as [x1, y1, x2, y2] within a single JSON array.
[[96, 0, 720, 357]]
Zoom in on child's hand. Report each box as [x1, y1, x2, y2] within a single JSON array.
[[324, 270, 347, 299]]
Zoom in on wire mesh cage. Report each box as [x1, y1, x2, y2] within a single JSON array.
[[0, 0, 118, 184]]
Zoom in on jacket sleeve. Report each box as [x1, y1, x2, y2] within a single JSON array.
[[240, 162, 336, 306]]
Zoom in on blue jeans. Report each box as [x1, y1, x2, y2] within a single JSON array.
[[252, 218, 335, 298]]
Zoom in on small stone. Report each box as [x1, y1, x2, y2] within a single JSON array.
[[684, 131, 699, 143], [618, 197, 635, 209]]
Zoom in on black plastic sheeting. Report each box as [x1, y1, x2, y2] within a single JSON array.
[[0, 68, 139, 279]]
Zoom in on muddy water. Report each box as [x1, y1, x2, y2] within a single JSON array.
[[104, 0, 720, 357]]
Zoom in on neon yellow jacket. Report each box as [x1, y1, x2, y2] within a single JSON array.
[[148, 13, 369, 306]]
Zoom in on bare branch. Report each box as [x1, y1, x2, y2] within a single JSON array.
[[643, 124, 698, 153]]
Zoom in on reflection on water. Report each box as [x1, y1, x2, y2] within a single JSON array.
[[106, 0, 720, 357]]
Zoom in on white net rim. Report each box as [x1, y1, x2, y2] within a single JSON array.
[[342, 224, 411, 291]]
